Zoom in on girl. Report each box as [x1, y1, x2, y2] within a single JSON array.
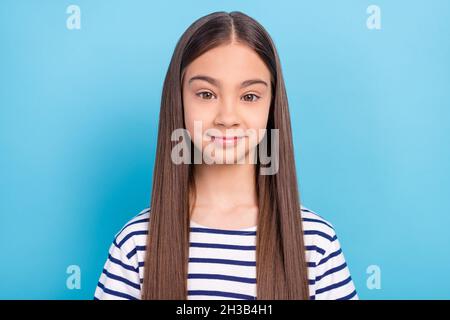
[[94, 11, 358, 300]]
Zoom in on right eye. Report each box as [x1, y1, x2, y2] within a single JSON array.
[[196, 91, 215, 100]]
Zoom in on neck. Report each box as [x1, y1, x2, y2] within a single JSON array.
[[192, 162, 258, 209]]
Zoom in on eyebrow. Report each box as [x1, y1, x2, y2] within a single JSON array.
[[188, 75, 268, 88]]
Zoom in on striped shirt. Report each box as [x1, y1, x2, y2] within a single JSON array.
[[94, 206, 358, 300]]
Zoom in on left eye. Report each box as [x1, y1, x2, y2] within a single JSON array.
[[241, 94, 260, 102]]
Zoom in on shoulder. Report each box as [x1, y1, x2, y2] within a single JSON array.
[[113, 207, 150, 254], [300, 205, 358, 300], [300, 204, 337, 245], [300, 204, 341, 266], [95, 208, 151, 300]]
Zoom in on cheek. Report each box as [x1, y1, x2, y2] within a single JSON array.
[[244, 101, 271, 130], [184, 106, 213, 131], [183, 91, 218, 127], [241, 105, 271, 147], [183, 95, 202, 129], [183, 104, 215, 147], [251, 112, 269, 129]]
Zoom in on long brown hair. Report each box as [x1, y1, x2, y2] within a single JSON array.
[[142, 11, 309, 300]]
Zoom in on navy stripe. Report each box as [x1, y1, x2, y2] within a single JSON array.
[[117, 230, 148, 248], [97, 282, 138, 300], [304, 230, 337, 242], [188, 290, 255, 300], [137, 208, 150, 216], [115, 208, 150, 238], [190, 242, 255, 251], [190, 227, 256, 236], [302, 217, 334, 229], [118, 218, 149, 235], [315, 262, 347, 282], [107, 254, 139, 273], [317, 248, 342, 266], [301, 208, 330, 225], [126, 246, 146, 259], [337, 289, 357, 300], [188, 273, 256, 284], [189, 257, 256, 266], [309, 295, 316, 300], [126, 248, 137, 260], [102, 269, 141, 290], [316, 276, 352, 295], [305, 245, 326, 255]]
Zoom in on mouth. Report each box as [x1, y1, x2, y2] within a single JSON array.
[[209, 135, 245, 146]]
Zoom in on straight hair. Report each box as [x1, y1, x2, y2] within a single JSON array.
[[142, 11, 309, 299]]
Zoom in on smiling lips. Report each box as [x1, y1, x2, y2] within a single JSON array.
[[210, 135, 245, 146]]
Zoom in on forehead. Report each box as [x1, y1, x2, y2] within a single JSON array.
[[184, 43, 271, 85]]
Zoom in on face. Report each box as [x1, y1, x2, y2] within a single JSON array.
[[182, 42, 272, 165]]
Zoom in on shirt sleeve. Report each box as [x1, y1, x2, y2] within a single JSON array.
[[312, 229, 358, 300], [94, 237, 142, 300]]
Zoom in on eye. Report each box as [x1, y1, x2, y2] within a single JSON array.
[[196, 91, 216, 100], [241, 93, 260, 102]]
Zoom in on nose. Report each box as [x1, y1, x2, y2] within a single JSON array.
[[213, 97, 241, 128]]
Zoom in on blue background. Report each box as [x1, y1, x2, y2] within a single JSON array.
[[1, 0, 449, 299]]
